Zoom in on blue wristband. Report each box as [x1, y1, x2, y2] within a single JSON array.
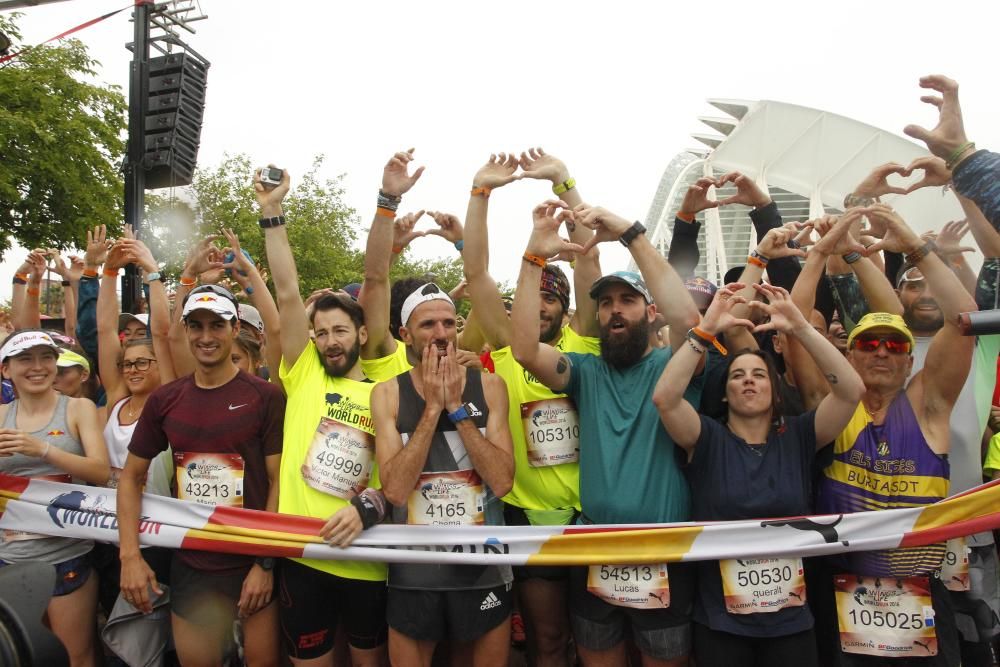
[[454, 239, 464, 252], [447, 405, 471, 424]]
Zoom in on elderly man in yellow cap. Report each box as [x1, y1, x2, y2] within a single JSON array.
[[786, 205, 977, 664]]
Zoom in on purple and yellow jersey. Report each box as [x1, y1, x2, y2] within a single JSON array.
[[817, 393, 948, 577]]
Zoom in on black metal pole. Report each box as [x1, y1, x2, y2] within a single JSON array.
[[122, 0, 153, 313]]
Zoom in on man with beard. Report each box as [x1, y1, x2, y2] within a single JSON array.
[[461, 149, 601, 667], [372, 283, 514, 667], [512, 201, 703, 667], [259, 169, 391, 666]]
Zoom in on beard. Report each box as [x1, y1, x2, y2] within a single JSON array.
[[903, 298, 944, 334], [599, 315, 650, 368], [539, 314, 562, 344], [318, 337, 361, 377]]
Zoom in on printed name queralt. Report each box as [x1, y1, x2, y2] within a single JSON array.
[[326, 398, 374, 431]]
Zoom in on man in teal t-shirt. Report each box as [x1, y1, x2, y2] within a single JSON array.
[[511, 201, 706, 667]]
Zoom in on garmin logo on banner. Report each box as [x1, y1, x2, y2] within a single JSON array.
[[47, 491, 161, 535], [389, 538, 510, 555]]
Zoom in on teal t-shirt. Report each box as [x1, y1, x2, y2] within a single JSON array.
[[564, 346, 710, 524]]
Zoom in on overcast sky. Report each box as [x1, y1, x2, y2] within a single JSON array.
[[4, 0, 999, 306]]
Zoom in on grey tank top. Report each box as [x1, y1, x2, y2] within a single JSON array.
[[0, 394, 93, 564], [389, 368, 511, 591]]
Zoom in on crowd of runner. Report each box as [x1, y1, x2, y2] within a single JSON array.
[[2, 74, 1000, 667]]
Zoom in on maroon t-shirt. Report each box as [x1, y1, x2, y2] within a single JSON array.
[[129, 370, 285, 573]]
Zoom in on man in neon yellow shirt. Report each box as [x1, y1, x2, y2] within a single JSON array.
[[463, 149, 601, 666], [259, 168, 389, 666]]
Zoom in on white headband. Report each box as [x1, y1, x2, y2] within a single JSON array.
[[400, 283, 455, 328]]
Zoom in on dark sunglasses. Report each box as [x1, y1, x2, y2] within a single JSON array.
[[852, 335, 911, 355], [117, 358, 157, 372]]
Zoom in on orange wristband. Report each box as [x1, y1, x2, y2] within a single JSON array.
[[180, 275, 197, 287], [392, 245, 404, 254], [14, 272, 28, 282], [82, 268, 98, 278], [103, 268, 119, 277], [376, 207, 397, 219], [747, 255, 767, 269], [522, 253, 547, 268], [676, 210, 696, 223], [693, 326, 729, 356], [471, 186, 491, 198], [26, 287, 40, 297]]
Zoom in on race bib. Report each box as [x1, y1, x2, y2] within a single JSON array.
[[941, 537, 970, 592], [407, 470, 485, 526], [720, 557, 806, 614], [175, 452, 244, 507], [587, 563, 671, 609], [835, 574, 937, 658], [301, 417, 374, 500], [2, 474, 72, 542], [520, 398, 580, 467]]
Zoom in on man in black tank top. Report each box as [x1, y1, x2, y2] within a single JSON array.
[[372, 282, 515, 667]]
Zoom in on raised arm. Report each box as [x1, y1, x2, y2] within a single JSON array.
[[654, 283, 755, 450], [461, 153, 521, 350], [726, 223, 807, 351], [576, 205, 700, 352], [753, 284, 866, 445], [864, 205, 977, 422], [360, 149, 424, 358], [123, 239, 175, 384], [668, 178, 719, 277], [15, 249, 46, 331], [518, 148, 601, 336], [221, 227, 282, 386], [788, 214, 866, 409], [511, 201, 584, 391], [254, 168, 315, 370], [97, 241, 134, 405]]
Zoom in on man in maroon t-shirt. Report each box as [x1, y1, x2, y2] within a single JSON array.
[[118, 284, 285, 666]]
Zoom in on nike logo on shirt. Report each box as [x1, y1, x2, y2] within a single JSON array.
[[229, 403, 248, 411]]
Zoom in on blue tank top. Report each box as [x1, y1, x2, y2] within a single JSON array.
[[817, 392, 948, 576]]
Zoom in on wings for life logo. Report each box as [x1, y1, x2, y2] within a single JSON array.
[[325, 392, 374, 432], [46, 490, 161, 535], [420, 477, 467, 502], [528, 404, 570, 427]]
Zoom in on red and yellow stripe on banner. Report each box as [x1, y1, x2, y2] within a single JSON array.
[[5, 474, 1000, 566]]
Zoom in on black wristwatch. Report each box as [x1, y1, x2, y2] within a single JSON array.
[[619, 221, 646, 247], [255, 556, 276, 571]]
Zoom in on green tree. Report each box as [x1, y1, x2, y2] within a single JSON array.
[[0, 14, 126, 256], [148, 153, 471, 305], [183, 153, 364, 295]]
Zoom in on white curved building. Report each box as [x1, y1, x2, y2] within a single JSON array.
[[636, 100, 968, 283]]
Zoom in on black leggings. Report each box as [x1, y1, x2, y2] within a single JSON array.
[[693, 622, 818, 667]]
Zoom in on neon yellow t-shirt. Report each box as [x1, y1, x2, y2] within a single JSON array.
[[491, 325, 600, 512], [278, 340, 385, 581], [360, 343, 411, 382]]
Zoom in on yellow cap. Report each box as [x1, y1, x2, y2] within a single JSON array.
[[846, 312, 915, 351]]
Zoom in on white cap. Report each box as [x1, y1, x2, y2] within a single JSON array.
[[182, 292, 238, 321], [238, 304, 264, 334], [400, 283, 455, 328], [0, 331, 61, 362], [118, 312, 150, 332]]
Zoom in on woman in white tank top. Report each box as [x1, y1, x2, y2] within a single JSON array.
[[0, 329, 110, 667], [96, 237, 177, 488]]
